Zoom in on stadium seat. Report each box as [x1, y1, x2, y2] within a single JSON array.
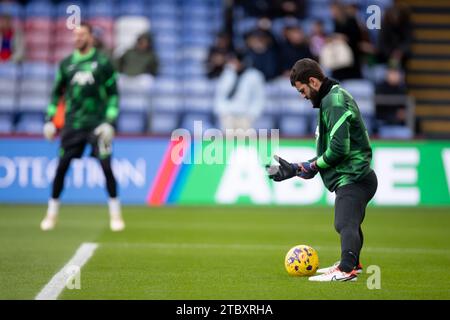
[[25, 43, 52, 62], [307, 0, 332, 20], [181, 112, 214, 134], [151, 96, 183, 112], [147, 3, 178, 20], [24, 31, 52, 46], [362, 64, 388, 84], [150, 17, 179, 32], [19, 79, 52, 96], [0, 95, 15, 113], [183, 78, 216, 97], [18, 94, 49, 112], [151, 77, 181, 101], [341, 79, 375, 98], [0, 113, 14, 134], [119, 95, 150, 112], [0, 2, 23, 18], [21, 62, 54, 80], [151, 76, 179, 94], [157, 49, 180, 65], [15, 112, 45, 134], [0, 78, 17, 95], [24, 18, 53, 32], [279, 115, 309, 137], [52, 45, 74, 64], [183, 96, 213, 113], [181, 46, 208, 62], [86, 1, 114, 18], [25, 0, 54, 18], [157, 63, 179, 77], [118, 74, 154, 96], [281, 97, 311, 115], [356, 99, 375, 116], [149, 111, 180, 135], [182, 63, 206, 77], [182, 35, 214, 47], [235, 17, 258, 35], [341, 79, 375, 116], [117, 111, 148, 134], [116, 0, 146, 17], [253, 114, 276, 131], [378, 125, 412, 139], [55, 1, 85, 19], [0, 63, 19, 79]]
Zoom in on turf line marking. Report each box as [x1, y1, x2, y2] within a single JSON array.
[[106, 242, 450, 255], [35, 242, 98, 300]]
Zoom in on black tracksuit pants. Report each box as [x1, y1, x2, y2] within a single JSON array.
[[334, 170, 378, 272]]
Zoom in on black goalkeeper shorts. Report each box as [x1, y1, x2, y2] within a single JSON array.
[[59, 127, 112, 159]]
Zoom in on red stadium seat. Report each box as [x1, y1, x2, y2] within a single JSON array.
[[24, 18, 53, 32]]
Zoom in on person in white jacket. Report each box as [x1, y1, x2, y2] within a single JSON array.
[[214, 51, 266, 131]]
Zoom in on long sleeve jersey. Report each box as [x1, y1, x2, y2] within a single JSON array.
[[46, 48, 119, 130], [313, 78, 373, 192]]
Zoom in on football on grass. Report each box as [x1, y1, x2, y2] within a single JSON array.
[[285, 245, 319, 276]]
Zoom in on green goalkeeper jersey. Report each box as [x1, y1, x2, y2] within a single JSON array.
[[313, 79, 373, 192], [46, 48, 119, 130]]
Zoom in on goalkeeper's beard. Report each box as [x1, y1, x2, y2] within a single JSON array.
[[308, 85, 320, 107], [76, 40, 91, 53]]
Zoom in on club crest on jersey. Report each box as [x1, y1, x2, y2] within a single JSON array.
[[71, 71, 95, 85]]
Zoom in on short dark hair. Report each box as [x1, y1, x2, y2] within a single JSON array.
[[290, 58, 325, 86], [79, 22, 93, 34]]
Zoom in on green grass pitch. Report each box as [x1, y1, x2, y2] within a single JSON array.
[[0, 205, 449, 300]]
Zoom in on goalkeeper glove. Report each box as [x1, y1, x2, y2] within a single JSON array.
[[43, 122, 56, 140], [298, 161, 319, 179], [94, 123, 115, 144], [266, 155, 300, 182]]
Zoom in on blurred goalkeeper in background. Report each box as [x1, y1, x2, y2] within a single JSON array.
[[267, 58, 377, 282], [41, 22, 124, 232]]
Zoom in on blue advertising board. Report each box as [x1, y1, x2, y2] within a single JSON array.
[[0, 137, 168, 204]]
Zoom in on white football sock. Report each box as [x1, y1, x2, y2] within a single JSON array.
[[108, 198, 122, 219], [47, 198, 60, 218]]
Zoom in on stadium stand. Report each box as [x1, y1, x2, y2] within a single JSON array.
[[1, 0, 441, 139]]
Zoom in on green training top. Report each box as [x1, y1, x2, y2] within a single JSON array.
[[313, 82, 373, 192], [46, 48, 119, 130]]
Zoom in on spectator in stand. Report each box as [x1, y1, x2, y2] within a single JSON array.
[[91, 26, 113, 59], [272, 0, 306, 19], [236, 0, 272, 18], [206, 31, 233, 79], [378, 3, 412, 70], [329, 1, 363, 80], [345, 1, 377, 65], [116, 32, 158, 76], [245, 27, 280, 80], [0, 13, 24, 63], [279, 23, 313, 76], [375, 67, 408, 129], [309, 20, 327, 60], [236, 0, 306, 19], [214, 50, 266, 131]]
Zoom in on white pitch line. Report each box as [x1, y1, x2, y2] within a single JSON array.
[[35, 242, 98, 300], [106, 242, 450, 255]]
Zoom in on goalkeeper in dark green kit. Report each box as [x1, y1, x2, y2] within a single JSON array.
[[41, 23, 124, 232], [267, 58, 377, 282]]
